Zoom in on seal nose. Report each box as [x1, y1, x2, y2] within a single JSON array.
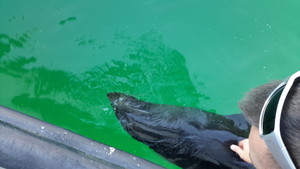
[[107, 92, 149, 112], [107, 92, 130, 107], [107, 92, 121, 102]]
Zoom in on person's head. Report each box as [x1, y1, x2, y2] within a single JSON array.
[[239, 79, 300, 169]]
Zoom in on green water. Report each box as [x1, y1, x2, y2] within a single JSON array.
[[0, 1, 300, 168]]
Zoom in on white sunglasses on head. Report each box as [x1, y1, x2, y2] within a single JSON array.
[[259, 71, 300, 169]]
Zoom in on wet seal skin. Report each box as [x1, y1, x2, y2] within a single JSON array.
[[107, 92, 255, 169]]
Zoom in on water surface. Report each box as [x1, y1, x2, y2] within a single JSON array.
[[1, 1, 300, 168]]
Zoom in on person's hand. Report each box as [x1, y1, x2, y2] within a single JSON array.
[[230, 139, 252, 164]]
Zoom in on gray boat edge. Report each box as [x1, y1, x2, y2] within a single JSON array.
[[0, 106, 165, 169]]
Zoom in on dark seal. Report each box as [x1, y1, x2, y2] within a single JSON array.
[[107, 92, 254, 169]]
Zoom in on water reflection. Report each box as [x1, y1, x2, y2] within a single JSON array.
[[0, 56, 36, 78], [11, 93, 94, 128], [80, 32, 210, 106], [0, 32, 30, 58], [0, 31, 209, 139], [59, 17, 77, 25], [75, 35, 105, 49]]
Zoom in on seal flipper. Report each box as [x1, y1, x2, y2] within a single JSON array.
[[107, 92, 254, 169]]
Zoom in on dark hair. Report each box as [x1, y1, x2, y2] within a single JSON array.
[[239, 80, 300, 168]]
